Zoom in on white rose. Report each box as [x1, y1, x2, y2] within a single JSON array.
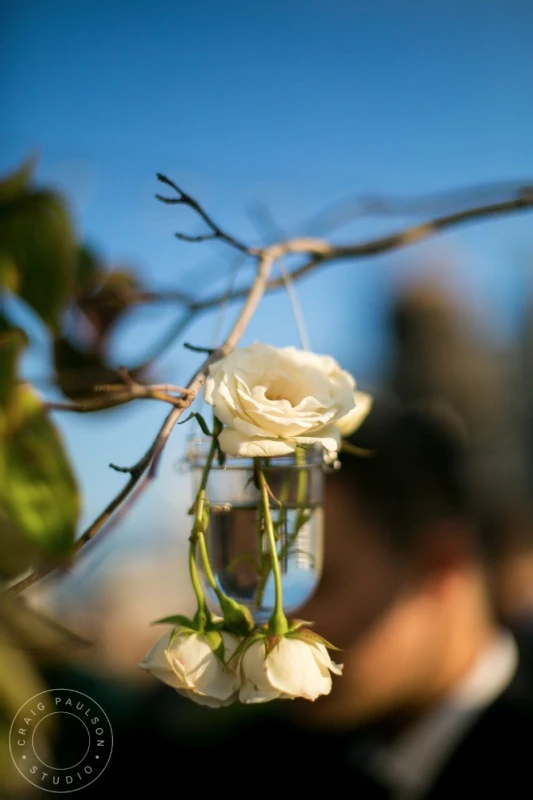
[[140, 627, 240, 708], [204, 343, 356, 457], [239, 636, 343, 704], [336, 391, 373, 437]]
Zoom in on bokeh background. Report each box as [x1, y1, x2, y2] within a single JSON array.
[[2, 1, 533, 791]]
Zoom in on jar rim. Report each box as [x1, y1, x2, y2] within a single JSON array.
[[186, 434, 327, 469]]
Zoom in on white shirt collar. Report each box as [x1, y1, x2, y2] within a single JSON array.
[[365, 629, 519, 799]]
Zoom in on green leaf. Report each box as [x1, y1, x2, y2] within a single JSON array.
[[178, 411, 212, 437], [0, 387, 79, 556], [74, 245, 104, 297], [0, 324, 27, 409], [0, 255, 19, 293], [78, 268, 140, 335], [288, 618, 315, 632], [150, 614, 194, 628], [0, 510, 37, 580], [53, 335, 119, 399], [0, 189, 76, 330], [53, 336, 145, 401], [0, 158, 35, 204], [191, 412, 212, 437]]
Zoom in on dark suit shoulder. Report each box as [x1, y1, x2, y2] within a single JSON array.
[[427, 637, 533, 798]]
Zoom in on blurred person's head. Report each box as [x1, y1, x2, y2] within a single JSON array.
[[297, 401, 500, 728]]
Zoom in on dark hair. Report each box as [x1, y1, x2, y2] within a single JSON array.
[[332, 398, 481, 552]]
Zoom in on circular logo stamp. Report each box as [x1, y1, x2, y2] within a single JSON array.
[[9, 688, 113, 793]]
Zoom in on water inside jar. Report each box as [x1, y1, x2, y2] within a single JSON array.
[[203, 501, 323, 622]]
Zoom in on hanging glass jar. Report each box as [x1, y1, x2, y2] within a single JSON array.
[[187, 436, 325, 623]]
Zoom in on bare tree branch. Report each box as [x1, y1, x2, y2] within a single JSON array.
[[9, 181, 533, 596], [282, 180, 533, 239], [35, 184, 533, 394], [33, 185, 533, 399], [194, 189, 533, 312]]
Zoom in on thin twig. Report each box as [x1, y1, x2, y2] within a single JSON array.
[[156, 173, 259, 256], [183, 342, 216, 354], [44, 377, 193, 414], [129, 289, 196, 307]]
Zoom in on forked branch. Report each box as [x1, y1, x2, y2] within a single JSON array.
[[10, 180, 533, 595]]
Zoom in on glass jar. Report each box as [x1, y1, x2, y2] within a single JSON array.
[[187, 437, 325, 622]]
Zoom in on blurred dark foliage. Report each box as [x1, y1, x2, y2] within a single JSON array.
[[54, 249, 145, 399], [0, 160, 149, 793]]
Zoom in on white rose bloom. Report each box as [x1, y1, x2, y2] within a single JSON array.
[[336, 391, 373, 437], [204, 343, 357, 457], [239, 636, 343, 704], [140, 627, 240, 708]]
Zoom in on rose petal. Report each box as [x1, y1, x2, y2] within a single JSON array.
[[307, 642, 344, 676], [239, 641, 285, 703], [336, 392, 373, 437], [204, 343, 358, 456], [238, 637, 336, 703], [218, 428, 296, 457], [139, 630, 185, 690], [292, 424, 341, 453], [177, 689, 239, 708], [263, 638, 332, 700], [142, 629, 240, 704]]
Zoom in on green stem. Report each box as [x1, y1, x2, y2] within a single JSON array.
[[294, 446, 309, 533], [188, 539, 209, 629], [257, 465, 288, 635], [255, 449, 312, 607], [194, 433, 242, 612], [254, 467, 270, 609], [198, 435, 218, 495], [197, 522, 218, 590], [254, 553, 271, 610], [278, 446, 312, 563], [189, 431, 219, 626]]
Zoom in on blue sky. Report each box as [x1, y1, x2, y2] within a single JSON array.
[[2, 0, 533, 579]]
